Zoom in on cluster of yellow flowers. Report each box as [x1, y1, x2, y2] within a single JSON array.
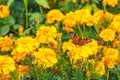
[[0, 5, 10, 18], [100, 28, 115, 41], [12, 36, 39, 61], [46, 9, 114, 33], [102, 0, 119, 7], [62, 39, 98, 64], [46, 9, 65, 24], [0, 55, 15, 75], [0, 36, 14, 52], [33, 48, 58, 68], [36, 25, 60, 50], [95, 47, 119, 75], [0, 25, 59, 78]]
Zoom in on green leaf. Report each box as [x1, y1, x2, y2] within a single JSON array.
[[13, 24, 22, 30], [35, 0, 50, 8], [3, 15, 15, 25], [0, 25, 10, 36], [7, 0, 14, 7]]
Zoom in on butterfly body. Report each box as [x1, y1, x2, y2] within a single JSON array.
[[70, 34, 92, 46]]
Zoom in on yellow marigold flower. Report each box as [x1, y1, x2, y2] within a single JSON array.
[[102, 48, 119, 68], [62, 39, 98, 64], [62, 11, 76, 32], [62, 40, 76, 52], [113, 39, 120, 48], [102, 0, 118, 7], [109, 14, 120, 33], [104, 11, 114, 20], [108, 21, 120, 33], [0, 36, 14, 52], [67, 46, 83, 64], [36, 26, 57, 44], [17, 65, 30, 78], [95, 61, 105, 75], [100, 28, 115, 41], [12, 36, 39, 61], [0, 55, 16, 75], [74, 9, 92, 25], [0, 5, 10, 18], [92, 10, 104, 24], [33, 48, 58, 68], [113, 14, 120, 21], [46, 9, 65, 24], [18, 27, 24, 36], [84, 39, 98, 56]]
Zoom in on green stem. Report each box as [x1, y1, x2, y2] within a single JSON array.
[[103, 5, 106, 12], [78, 24, 83, 37], [116, 70, 120, 80], [23, 0, 28, 29], [39, 6, 44, 18], [106, 69, 109, 80], [83, 24, 86, 37]]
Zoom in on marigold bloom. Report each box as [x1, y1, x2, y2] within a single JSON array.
[[0, 5, 10, 18], [99, 28, 115, 41], [33, 48, 58, 68], [74, 9, 92, 25], [0, 36, 14, 52], [0, 55, 16, 75], [102, 48, 119, 68], [36, 26, 58, 44], [62, 39, 98, 64], [102, 0, 118, 7], [108, 21, 120, 33], [12, 36, 39, 61], [17, 65, 30, 78], [18, 27, 24, 36], [46, 9, 65, 24], [62, 40, 76, 53], [92, 10, 104, 24], [95, 61, 105, 75], [109, 14, 120, 33], [62, 11, 76, 32], [104, 11, 113, 20]]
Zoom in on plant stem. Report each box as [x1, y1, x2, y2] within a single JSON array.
[[106, 69, 109, 80], [78, 24, 83, 37], [83, 24, 86, 37], [39, 6, 44, 18], [23, 0, 28, 29]]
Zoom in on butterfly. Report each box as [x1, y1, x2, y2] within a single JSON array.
[[70, 34, 92, 46]]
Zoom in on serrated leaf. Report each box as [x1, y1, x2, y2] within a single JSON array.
[[7, 0, 14, 7], [35, 0, 50, 8], [0, 25, 10, 36], [13, 24, 22, 30]]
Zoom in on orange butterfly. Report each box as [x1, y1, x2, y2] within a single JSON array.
[[70, 34, 92, 46]]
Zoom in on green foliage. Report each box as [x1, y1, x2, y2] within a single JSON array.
[[7, 0, 14, 7], [35, 0, 50, 9]]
